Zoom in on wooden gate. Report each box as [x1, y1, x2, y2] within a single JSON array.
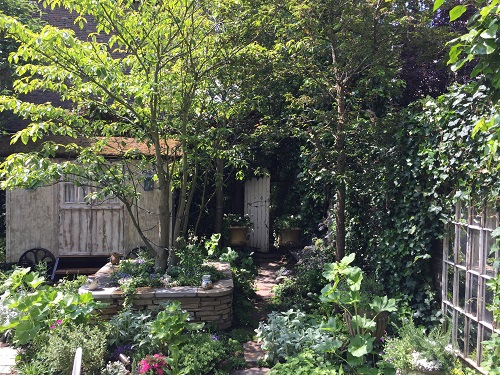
[[244, 174, 270, 252], [58, 182, 124, 255]]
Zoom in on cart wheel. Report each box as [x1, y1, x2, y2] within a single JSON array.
[[18, 248, 56, 276]]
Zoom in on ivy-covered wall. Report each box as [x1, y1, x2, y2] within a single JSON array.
[[346, 83, 499, 323]]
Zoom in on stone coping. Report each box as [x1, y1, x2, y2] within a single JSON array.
[[78, 261, 234, 299]]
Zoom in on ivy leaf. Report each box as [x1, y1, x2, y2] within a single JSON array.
[[491, 227, 500, 238], [480, 23, 498, 39], [449, 5, 467, 21]]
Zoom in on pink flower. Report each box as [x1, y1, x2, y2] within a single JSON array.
[[138, 354, 169, 374]]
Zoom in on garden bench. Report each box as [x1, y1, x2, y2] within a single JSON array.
[[50, 255, 109, 281]]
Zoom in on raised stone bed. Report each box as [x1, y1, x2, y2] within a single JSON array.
[[79, 262, 233, 330]]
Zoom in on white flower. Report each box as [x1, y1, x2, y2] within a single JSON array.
[[412, 351, 442, 371]]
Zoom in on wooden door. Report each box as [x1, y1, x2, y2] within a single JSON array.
[[244, 174, 270, 252], [58, 182, 124, 255]]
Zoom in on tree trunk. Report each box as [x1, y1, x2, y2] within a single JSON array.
[[335, 83, 347, 261], [215, 157, 224, 234], [154, 141, 171, 271]]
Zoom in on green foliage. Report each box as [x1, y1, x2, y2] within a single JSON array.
[[101, 361, 129, 375], [274, 214, 303, 230], [0, 267, 103, 345], [434, 0, 500, 163], [0, 0, 267, 270], [382, 318, 453, 372], [178, 333, 227, 374], [37, 323, 109, 375], [269, 350, 339, 375], [218, 246, 257, 327], [255, 309, 342, 365], [167, 238, 224, 287], [0, 0, 40, 98], [223, 214, 252, 229], [54, 274, 87, 294], [15, 359, 50, 375], [271, 245, 334, 313], [111, 254, 163, 307], [107, 308, 154, 349], [321, 255, 397, 333], [481, 229, 500, 373], [319, 255, 397, 372]]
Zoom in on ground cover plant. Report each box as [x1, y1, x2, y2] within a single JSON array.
[[0, 231, 259, 374], [0, 265, 250, 374]]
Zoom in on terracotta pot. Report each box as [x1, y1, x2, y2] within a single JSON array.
[[228, 226, 248, 246], [278, 228, 302, 247]]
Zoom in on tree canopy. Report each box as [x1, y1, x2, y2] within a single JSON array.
[[0, 0, 265, 270]]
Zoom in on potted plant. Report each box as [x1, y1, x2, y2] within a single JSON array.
[[274, 214, 303, 247], [224, 213, 252, 246]]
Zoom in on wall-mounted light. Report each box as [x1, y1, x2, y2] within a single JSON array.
[[143, 172, 154, 191]]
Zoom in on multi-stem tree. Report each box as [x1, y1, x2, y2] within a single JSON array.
[[0, 0, 261, 270], [274, 0, 400, 260]]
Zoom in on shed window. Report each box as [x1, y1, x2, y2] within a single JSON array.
[[62, 182, 118, 204]]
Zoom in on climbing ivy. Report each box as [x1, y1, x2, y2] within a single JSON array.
[[343, 82, 499, 324]]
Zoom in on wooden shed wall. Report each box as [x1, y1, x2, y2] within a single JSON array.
[[6, 181, 166, 263], [6, 186, 58, 262]]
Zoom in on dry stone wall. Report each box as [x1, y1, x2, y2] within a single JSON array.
[[80, 262, 233, 330]]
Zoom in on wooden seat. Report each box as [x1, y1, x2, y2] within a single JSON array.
[[51, 255, 109, 281]]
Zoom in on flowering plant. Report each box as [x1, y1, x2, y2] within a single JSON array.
[[137, 353, 171, 375], [274, 214, 302, 230], [224, 213, 252, 229]]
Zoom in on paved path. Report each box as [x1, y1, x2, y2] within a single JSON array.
[[231, 252, 288, 375], [0, 343, 16, 375]]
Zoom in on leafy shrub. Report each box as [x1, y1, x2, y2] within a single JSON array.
[[111, 256, 163, 289], [102, 361, 129, 375], [38, 323, 109, 375], [15, 359, 50, 375], [108, 308, 154, 350], [217, 246, 257, 327], [269, 350, 338, 375], [0, 267, 103, 345], [381, 318, 453, 373], [167, 239, 224, 287], [178, 333, 227, 374], [255, 309, 341, 364], [54, 274, 87, 294], [272, 243, 334, 312]]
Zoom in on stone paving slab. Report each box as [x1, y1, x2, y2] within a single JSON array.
[[0, 344, 17, 374], [230, 367, 270, 375]]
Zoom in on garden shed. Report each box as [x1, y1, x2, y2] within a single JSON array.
[[0, 135, 173, 274]]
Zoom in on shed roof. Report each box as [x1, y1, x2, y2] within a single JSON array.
[[0, 135, 179, 158]]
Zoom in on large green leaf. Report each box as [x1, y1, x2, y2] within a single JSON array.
[[433, 0, 445, 11], [348, 334, 374, 357], [369, 295, 397, 313]]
